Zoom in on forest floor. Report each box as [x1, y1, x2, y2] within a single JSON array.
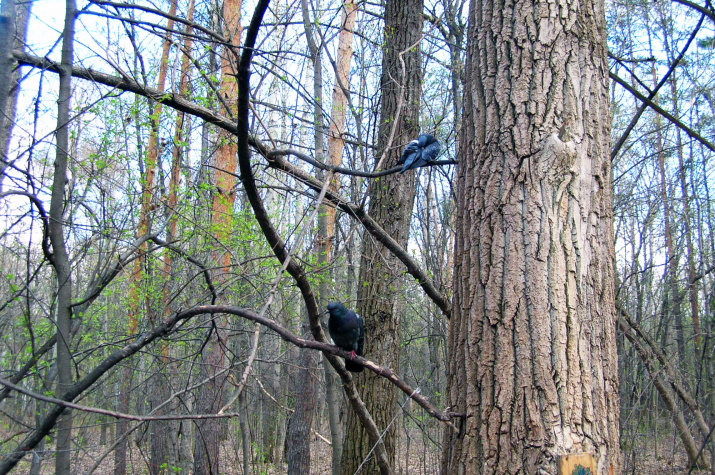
[[7, 422, 442, 474], [3, 422, 710, 474], [621, 429, 710, 474]]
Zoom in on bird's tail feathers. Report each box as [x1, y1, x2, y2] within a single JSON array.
[[345, 359, 364, 373]]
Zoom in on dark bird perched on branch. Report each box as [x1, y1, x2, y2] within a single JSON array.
[[397, 134, 441, 173], [326, 302, 365, 373]]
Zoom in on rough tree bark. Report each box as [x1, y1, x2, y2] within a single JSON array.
[[286, 325, 319, 473], [442, 0, 621, 472], [340, 0, 423, 472]]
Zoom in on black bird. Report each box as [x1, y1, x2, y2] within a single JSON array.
[[397, 134, 441, 173], [326, 302, 365, 373]]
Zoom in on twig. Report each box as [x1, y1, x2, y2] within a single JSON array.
[[0, 378, 242, 422], [610, 71, 715, 153]]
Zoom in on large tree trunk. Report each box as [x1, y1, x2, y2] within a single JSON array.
[[442, 0, 621, 472], [340, 0, 422, 472]]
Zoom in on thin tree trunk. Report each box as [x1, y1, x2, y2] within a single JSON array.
[[319, 1, 357, 472], [283, 1, 327, 470], [668, 75, 702, 349], [443, 0, 465, 136], [323, 348, 342, 474], [29, 373, 47, 475], [286, 328, 319, 473], [655, 122, 686, 362], [148, 366, 172, 474], [0, 0, 14, 134], [260, 319, 283, 464], [645, 17, 686, 366], [193, 1, 241, 472], [114, 374, 131, 474], [442, 0, 621, 471], [52, 0, 76, 472], [258, 8, 289, 464], [239, 390, 251, 475], [341, 0, 422, 472], [191, 331, 228, 475], [150, 2, 194, 472], [116, 5, 177, 473]]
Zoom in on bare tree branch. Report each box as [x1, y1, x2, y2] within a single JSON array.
[[617, 303, 711, 443], [0, 303, 460, 473], [610, 14, 704, 159], [266, 152, 453, 319], [13, 51, 242, 139], [0, 233, 215, 404], [88, 0, 228, 44], [672, 0, 715, 24], [269, 148, 456, 177], [610, 70, 715, 153], [0, 190, 52, 263], [0, 378, 244, 422]]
